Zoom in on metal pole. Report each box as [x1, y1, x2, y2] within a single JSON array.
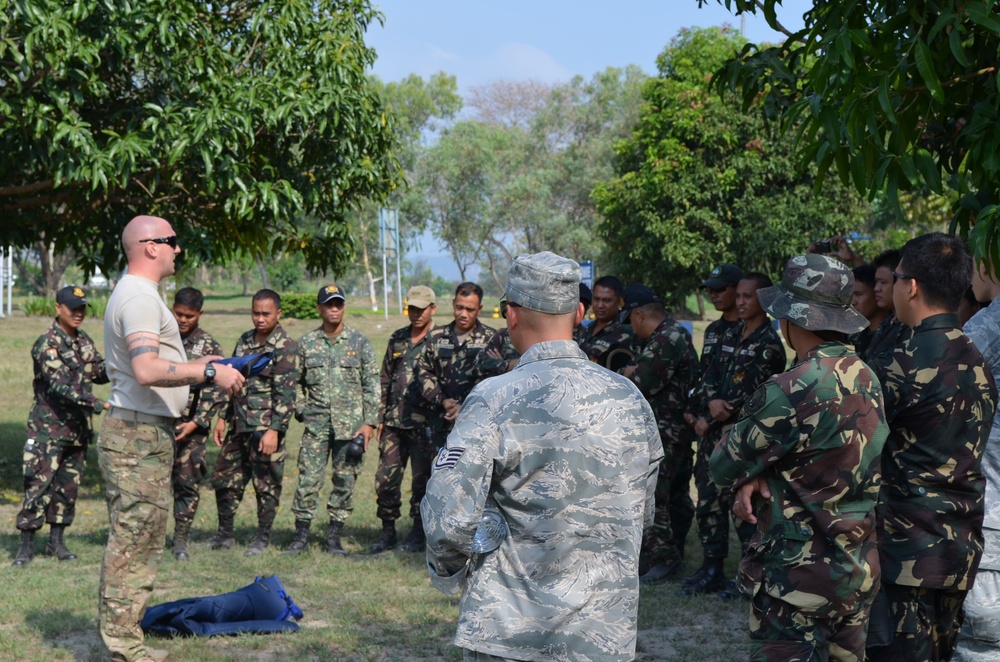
[[394, 210, 403, 315], [5, 247, 11, 317], [380, 208, 389, 320], [0, 246, 6, 318]]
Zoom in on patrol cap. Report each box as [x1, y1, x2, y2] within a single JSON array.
[[56, 286, 89, 308], [621, 283, 662, 314], [317, 284, 346, 305], [756, 254, 869, 334], [701, 264, 744, 290], [504, 251, 581, 314], [407, 285, 436, 309]]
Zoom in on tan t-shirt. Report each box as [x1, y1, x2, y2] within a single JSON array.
[[104, 274, 188, 417]]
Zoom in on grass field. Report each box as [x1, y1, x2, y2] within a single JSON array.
[[0, 296, 754, 661]]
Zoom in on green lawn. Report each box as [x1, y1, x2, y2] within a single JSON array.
[[0, 301, 753, 661]]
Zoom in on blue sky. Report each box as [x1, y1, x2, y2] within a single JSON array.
[[364, 0, 810, 280]]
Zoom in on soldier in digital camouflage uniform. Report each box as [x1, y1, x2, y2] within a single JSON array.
[[576, 275, 635, 371], [211, 289, 299, 557], [681, 263, 744, 595], [408, 282, 495, 552], [12, 286, 109, 567], [619, 283, 700, 585], [422, 252, 663, 662], [710, 254, 889, 661], [98, 215, 245, 662], [955, 252, 1000, 661], [168, 287, 224, 561], [284, 285, 378, 556], [866, 233, 997, 662], [686, 273, 787, 599], [369, 285, 438, 554]]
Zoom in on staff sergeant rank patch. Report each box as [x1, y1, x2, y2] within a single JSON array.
[[434, 447, 465, 470]]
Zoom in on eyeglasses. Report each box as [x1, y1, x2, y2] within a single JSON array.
[[139, 236, 179, 248], [892, 270, 917, 283], [499, 296, 521, 319]]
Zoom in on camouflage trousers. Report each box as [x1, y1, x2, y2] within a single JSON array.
[[693, 427, 755, 560], [641, 435, 694, 567], [748, 591, 870, 662], [462, 650, 517, 661], [211, 430, 285, 528], [171, 427, 208, 524], [866, 582, 968, 662], [17, 429, 88, 531], [374, 425, 435, 523], [96, 416, 173, 662], [291, 426, 362, 525]]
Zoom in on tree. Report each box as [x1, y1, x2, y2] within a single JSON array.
[[0, 0, 401, 278], [593, 26, 867, 305], [706, 0, 1000, 261]]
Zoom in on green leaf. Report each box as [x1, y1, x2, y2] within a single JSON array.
[[913, 40, 944, 103]]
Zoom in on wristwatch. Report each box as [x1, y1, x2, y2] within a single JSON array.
[[204, 362, 216, 384]]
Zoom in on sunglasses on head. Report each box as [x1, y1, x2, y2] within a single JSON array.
[[139, 235, 179, 248]]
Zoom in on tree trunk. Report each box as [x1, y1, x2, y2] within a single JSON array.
[[696, 290, 706, 320], [257, 259, 270, 290], [359, 214, 379, 310]]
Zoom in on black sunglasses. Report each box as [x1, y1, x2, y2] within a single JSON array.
[[499, 296, 521, 319], [892, 270, 917, 282], [139, 235, 179, 248]]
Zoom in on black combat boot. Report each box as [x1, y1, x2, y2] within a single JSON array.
[[398, 519, 426, 553], [11, 529, 35, 567], [678, 557, 726, 596], [44, 524, 77, 561], [209, 511, 236, 551], [326, 520, 347, 556], [172, 521, 192, 561], [244, 523, 272, 557], [369, 520, 397, 554], [282, 520, 311, 556]]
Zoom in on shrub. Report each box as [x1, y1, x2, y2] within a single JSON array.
[[282, 293, 319, 320], [22, 296, 55, 317]]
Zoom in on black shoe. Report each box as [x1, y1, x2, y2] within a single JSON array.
[[717, 578, 747, 600], [283, 520, 311, 556], [11, 530, 35, 567], [679, 560, 726, 596], [44, 524, 77, 561], [369, 522, 398, 554], [639, 559, 686, 584], [244, 527, 271, 557], [398, 524, 426, 553], [326, 521, 347, 556], [679, 563, 711, 588]]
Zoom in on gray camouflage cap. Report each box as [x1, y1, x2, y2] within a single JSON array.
[[505, 251, 581, 314], [756, 254, 869, 334]]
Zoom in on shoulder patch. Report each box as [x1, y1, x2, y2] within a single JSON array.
[[44, 348, 59, 361], [433, 446, 465, 470]]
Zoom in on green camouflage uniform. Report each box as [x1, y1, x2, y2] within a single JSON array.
[[473, 327, 520, 381], [422, 340, 664, 661], [291, 325, 378, 524], [212, 325, 298, 529], [695, 320, 786, 561], [173, 326, 223, 524], [688, 317, 741, 566], [711, 341, 889, 661], [17, 319, 108, 531], [577, 318, 636, 371], [623, 317, 700, 568], [410, 320, 495, 448], [860, 313, 911, 372], [374, 324, 435, 523], [868, 313, 997, 661]]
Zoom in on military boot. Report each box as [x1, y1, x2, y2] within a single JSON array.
[[326, 520, 347, 556], [282, 520, 311, 556], [398, 520, 426, 553], [244, 523, 272, 557], [369, 520, 397, 554], [209, 512, 236, 551], [44, 524, 77, 561], [172, 521, 192, 561], [11, 529, 35, 567], [678, 557, 726, 596]]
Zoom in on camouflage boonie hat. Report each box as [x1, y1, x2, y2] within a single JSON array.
[[756, 254, 869, 334], [505, 251, 581, 314]]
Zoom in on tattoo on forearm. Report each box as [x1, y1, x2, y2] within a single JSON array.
[[150, 377, 199, 387], [168, 363, 177, 374], [128, 346, 159, 359]]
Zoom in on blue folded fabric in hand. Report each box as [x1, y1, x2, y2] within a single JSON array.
[[215, 352, 273, 378]]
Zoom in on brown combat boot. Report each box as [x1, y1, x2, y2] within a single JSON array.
[[44, 524, 77, 561]]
